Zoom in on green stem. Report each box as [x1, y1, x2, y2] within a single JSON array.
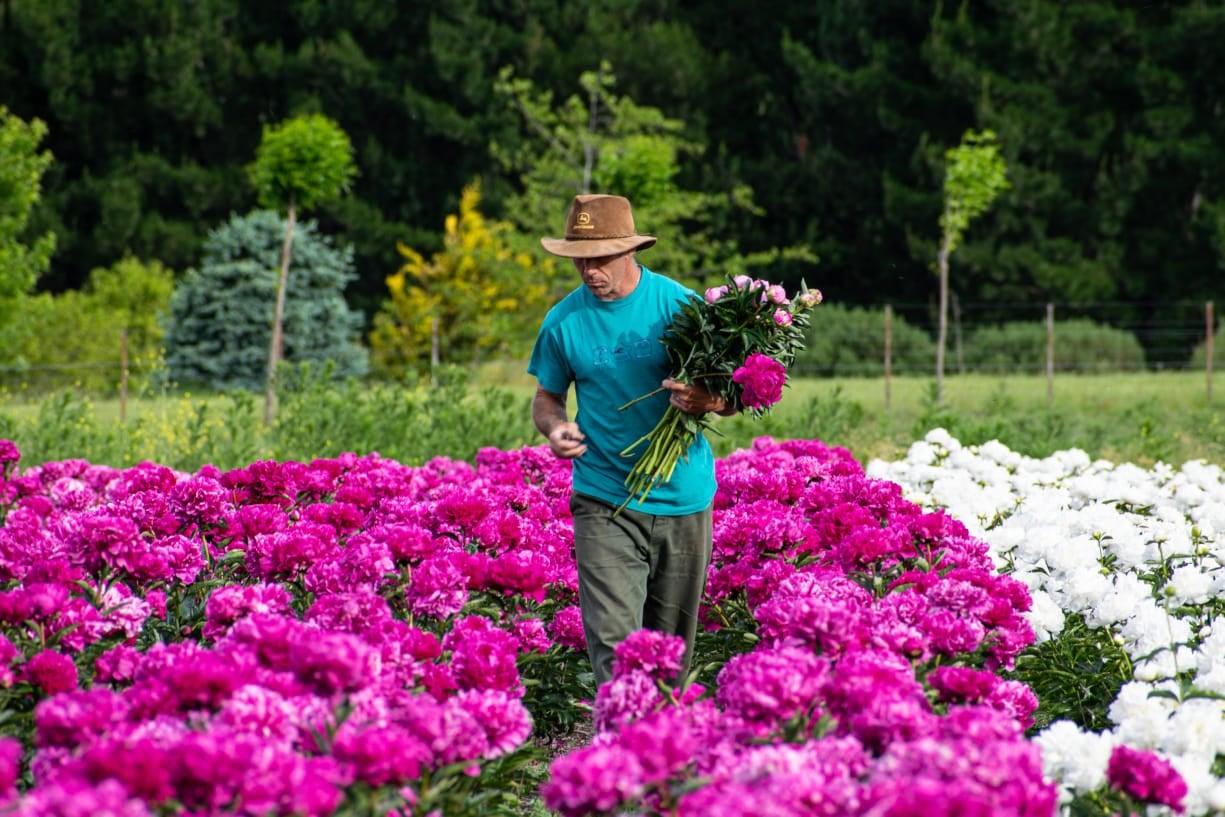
[[617, 386, 667, 412]]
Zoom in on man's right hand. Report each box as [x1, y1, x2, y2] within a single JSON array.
[[546, 422, 587, 459]]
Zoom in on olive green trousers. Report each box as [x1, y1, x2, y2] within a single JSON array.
[[569, 492, 713, 690]]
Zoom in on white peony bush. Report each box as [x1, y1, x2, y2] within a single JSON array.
[[868, 429, 1225, 816]]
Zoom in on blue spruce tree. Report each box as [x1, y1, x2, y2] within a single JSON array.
[[164, 210, 368, 390]]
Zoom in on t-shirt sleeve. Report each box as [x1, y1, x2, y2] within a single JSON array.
[[526, 322, 572, 395]]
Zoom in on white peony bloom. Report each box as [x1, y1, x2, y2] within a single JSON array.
[[1165, 564, 1215, 606], [1025, 589, 1067, 642], [1034, 720, 1112, 794]]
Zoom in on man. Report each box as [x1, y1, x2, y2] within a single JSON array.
[[527, 193, 732, 689]]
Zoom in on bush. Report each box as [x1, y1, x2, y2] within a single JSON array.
[[963, 318, 1145, 373], [163, 210, 368, 391], [4, 257, 174, 394], [1189, 328, 1225, 369], [794, 303, 935, 377]]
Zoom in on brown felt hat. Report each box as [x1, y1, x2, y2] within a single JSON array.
[[540, 194, 657, 259]]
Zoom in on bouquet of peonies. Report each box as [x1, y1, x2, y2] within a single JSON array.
[[619, 274, 821, 507]]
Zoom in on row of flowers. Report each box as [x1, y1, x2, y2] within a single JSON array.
[[0, 434, 1193, 816], [868, 429, 1225, 815]]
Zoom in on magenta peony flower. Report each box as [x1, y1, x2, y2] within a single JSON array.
[[0, 736, 20, 799], [541, 742, 645, 817], [448, 688, 534, 757], [1106, 744, 1188, 813], [593, 669, 665, 734], [22, 649, 78, 695], [6, 777, 157, 817], [444, 616, 521, 693], [611, 629, 686, 683], [732, 353, 787, 409], [406, 554, 469, 620], [716, 646, 829, 728], [332, 723, 430, 786], [547, 605, 587, 651]]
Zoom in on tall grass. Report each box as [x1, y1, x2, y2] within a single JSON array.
[[2, 367, 1223, 470]]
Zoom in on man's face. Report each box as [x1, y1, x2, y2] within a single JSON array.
[[573, 251, 637, 301]]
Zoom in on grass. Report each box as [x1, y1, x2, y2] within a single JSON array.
[[3, 368, 1225, 471]]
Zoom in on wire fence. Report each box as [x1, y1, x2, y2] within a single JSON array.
[[1, 301, 1220, 409]]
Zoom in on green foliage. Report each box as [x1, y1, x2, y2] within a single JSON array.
[[368, 182, 561, 378], [268, 363, 534, 467], [940, 130, 1010, 258], [0, 106, 56, 362], [248, 113, 357, 213], [4, 257, 174, 394], [1005, 613, 1133, 734], [163, 210, 368, 391], [0, 105, 55, 302], [963, 319, 1146, 373], [491, 61, 816, 288], [794, 304, 936, 376], [1189, 326, 1225, 369]]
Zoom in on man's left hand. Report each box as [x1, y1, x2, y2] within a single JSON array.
[[662, 378, 730, 416]]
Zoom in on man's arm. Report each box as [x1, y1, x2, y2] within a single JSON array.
[[532, 385, 587, 459]]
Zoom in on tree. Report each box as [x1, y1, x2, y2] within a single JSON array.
[[935, 129, 1009, 404], [248, 113, 357, 425], [12, 257, 174, 394], [0, 105, 56, 349], [163, 210, 368, 393], [491, 61, 814, 289], [368, 181, 558, 378]]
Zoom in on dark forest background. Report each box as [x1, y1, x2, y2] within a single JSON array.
[[3, 0, 1225, 351]]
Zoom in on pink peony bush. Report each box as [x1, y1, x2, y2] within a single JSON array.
[[0, 435, 1185, 817]]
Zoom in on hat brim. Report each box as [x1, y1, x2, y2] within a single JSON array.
[[540, 234, 656, 259]]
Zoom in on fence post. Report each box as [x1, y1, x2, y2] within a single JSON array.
[[120, 329, 129, 423], [1045, 303, 1054, 407], [883, 304, 893, 411], [430, 317, 440, 386], [1207, 301, 1215, 402], [952, 292, 964, 374]]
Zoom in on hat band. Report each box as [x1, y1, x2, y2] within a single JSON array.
[[565, 232, 638, 240]]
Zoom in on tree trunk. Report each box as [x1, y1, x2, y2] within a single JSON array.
[[264, 200, 297, 427], [935, 235, 951, 407]]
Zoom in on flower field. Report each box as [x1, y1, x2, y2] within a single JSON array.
[[0, 433, 1208, 816]]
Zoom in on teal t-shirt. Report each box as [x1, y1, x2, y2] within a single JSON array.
[[527, 267, 716, 515]]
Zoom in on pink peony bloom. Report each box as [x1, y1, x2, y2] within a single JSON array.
[[704, 285, 729, 303], [1106, 744, 1188, 813], [6, 778, 156, 817], [449, 688, 534, 757], [0, 736, 20, 799], [611, 630, 686, 683], [732, 353, 787, 410], [716, 646, 829, 728], [542, 742, 645, 817], [772, 308, 792, 326], [406, 554, 469, 620], [333, 723, 430, 786], [548, 605, 586, 651], [444, 616, 521, 693], [0, 439, 20, 464], [22, 650, 78, 695]]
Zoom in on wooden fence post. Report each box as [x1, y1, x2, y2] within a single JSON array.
[[1045, 303, 1054, 407], [1207, 301, 1215, 402], [884, 304, 893, 411], [120, 329, 129, 423]]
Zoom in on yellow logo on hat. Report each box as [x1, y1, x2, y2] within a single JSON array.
[[575, 212, 594, 230]]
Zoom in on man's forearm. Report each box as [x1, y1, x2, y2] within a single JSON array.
[[532, 387, 569, 437]]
